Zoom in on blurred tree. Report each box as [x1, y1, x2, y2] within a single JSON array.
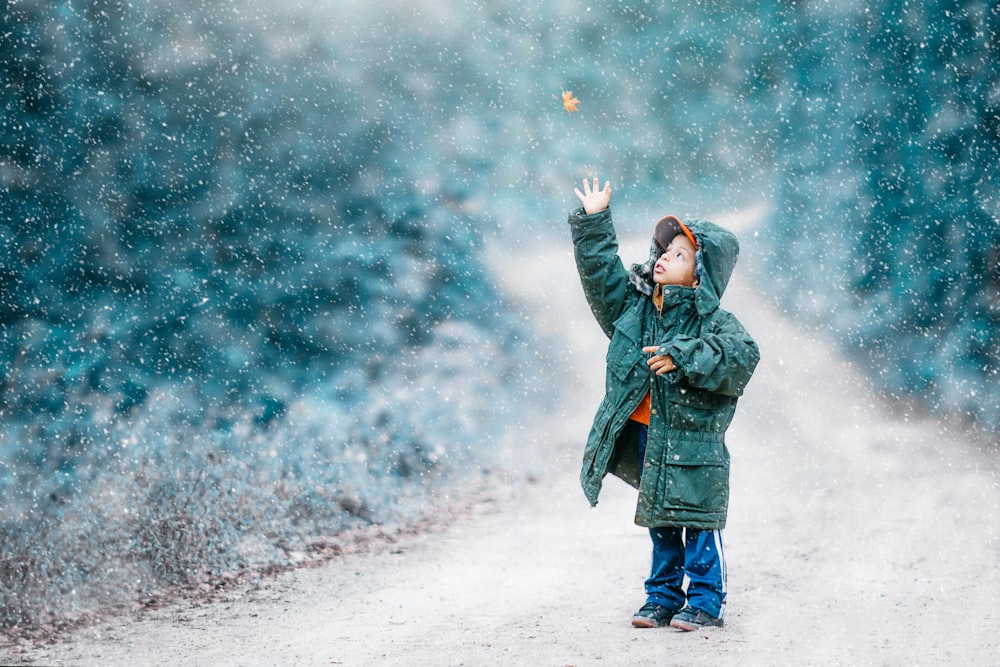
[[769, 0, 1000, 425], [1, 0, 514, 457]]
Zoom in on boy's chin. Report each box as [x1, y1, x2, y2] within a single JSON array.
[[654, 278, 695, 288]]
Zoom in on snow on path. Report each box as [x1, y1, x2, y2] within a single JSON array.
[[6, 236, 999, 666]]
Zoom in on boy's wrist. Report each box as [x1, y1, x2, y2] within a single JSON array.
[[569, 206, 610, 221]]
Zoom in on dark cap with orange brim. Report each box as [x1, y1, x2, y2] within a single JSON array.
[[654, 215, 698, 252]]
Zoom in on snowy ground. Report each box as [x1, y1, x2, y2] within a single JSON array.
[[3, 234, 999, 666]]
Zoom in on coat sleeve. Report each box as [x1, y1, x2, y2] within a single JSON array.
[[657, 312, 760, 397], [568, 207, 630, 339]]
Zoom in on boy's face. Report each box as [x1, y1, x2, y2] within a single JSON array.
[[653, 233, 698, 287]]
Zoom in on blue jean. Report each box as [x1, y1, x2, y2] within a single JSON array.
[[637, 423, 727, 618]]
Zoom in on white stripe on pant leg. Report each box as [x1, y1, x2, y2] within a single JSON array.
[[713, 529, 727, 617]]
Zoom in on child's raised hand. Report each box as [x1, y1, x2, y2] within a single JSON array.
[[574, 177, 612, 214]]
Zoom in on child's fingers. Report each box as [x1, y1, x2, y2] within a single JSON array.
[[641, 346, 658, 354], [645, 352, 677, 374], [580, 177, 602, 194], [574, 177, 609, 209]]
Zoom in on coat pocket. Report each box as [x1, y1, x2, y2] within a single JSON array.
[[662, 462, 729, 512], [605, 308, 645, 383], [659, 431, 729, 512]]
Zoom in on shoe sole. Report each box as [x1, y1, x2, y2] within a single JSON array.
[[669, 618, 723, 631], [631, 617, 667, 628]]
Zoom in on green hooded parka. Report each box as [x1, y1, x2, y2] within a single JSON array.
[[569, 206, 760, 529]]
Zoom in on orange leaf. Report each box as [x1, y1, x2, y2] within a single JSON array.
[[561, 90, 580, 113]]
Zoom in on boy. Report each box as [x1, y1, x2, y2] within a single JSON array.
[[569, 178, 759, 631]]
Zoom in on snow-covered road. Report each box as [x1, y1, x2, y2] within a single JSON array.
[[6, 237, 999, 666]]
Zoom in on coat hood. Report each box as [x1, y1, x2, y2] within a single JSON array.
[[628, 218, 740, 316]]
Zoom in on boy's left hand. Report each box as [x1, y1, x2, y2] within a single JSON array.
[[574, 177, 612, 214], [643, 346, 677, 374]]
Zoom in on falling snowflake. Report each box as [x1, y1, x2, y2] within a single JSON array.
[[561, 90, 580, 113]]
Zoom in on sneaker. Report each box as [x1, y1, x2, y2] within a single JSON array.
[[631, 601, 675, 628], [669, 606, 724, 631]]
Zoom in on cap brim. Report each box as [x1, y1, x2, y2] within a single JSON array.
[[654, 215, 697, 250]]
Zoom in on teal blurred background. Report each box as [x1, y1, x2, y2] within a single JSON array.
[[1, 0, 997, 631]]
